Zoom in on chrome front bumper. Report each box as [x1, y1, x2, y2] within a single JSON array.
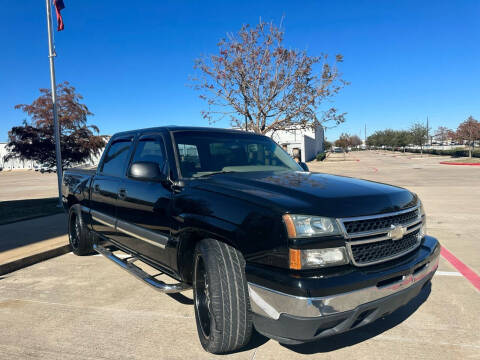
[[248, 251, 439, 320]]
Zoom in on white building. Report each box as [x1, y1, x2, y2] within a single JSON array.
[[268, 125, 325, 162], [0, 142, 104, 170], [0, 143, 37, 170]]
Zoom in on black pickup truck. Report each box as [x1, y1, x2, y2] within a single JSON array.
[[62, 126, 440, 354]]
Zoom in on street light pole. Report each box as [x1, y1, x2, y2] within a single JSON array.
[[45, 0, 63, 207]]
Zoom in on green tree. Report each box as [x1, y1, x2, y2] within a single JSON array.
[[323, 139, 333, 150], [366, 131, 382, 147], [366, 129, 397, 148], [349, 135, 362, 148], [6, 82, 106, 169], [394, 130, 412, 152], [409, 123, 428, 155]]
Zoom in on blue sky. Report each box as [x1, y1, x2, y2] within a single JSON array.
[[1, 0, 479, 142]]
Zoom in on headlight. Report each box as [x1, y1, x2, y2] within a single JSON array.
[[289, 247, 349, 269], [419, 201, 426, 220], [418, 201, 427, 239], [283, 214, 341, 238]]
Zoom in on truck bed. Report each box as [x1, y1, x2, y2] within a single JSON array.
[[65, 166, 97, 176]]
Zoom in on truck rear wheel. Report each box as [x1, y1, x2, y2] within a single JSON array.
[[68, 204, 93, 256], [193, 239, 252, 354]]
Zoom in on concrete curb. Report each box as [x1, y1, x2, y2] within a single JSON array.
[[0, 244, 71, 276], [439, 161, 480, 166]]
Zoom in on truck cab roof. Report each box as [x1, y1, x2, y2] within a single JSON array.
[[112, 126, 255, 138]]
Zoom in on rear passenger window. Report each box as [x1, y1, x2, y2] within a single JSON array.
[[101, 139, 132, 177], [132, 136, 167, 172]]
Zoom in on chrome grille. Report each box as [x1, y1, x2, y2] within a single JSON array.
[[340, 206, 423, 267], [343, 209, 419, 234], [349, 230, 420, 265]]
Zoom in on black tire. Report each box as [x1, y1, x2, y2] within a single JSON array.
[[193, 239, 252, 354], [68, 204, 93, 256]]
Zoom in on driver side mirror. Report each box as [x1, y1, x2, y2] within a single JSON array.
[[128, 161, 166, 182], [299, 162, 309, 172]]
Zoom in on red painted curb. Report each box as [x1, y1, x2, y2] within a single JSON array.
[[439, 162, 480, 166], [440, 246, 480, 292]]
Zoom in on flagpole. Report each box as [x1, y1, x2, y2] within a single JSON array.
[[45, 0, 63, 207]]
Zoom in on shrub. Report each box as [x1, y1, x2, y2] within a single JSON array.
[[316, 152, 326, 161], [372, 146, 479, 157], [452, 149, 468, 157]]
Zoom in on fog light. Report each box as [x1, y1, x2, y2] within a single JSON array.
[[289, 247, 349, 270]]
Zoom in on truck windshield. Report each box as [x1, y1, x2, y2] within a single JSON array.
[[173, 131, 303, 178]]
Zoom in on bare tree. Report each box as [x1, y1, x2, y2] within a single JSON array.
[[334, 133, 352, 149], [192, 19, 348, 135], [435, 126, 452, 149], [456, 116, 480, 157]]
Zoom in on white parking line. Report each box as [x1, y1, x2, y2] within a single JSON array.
[[435, 271, 463, 277]]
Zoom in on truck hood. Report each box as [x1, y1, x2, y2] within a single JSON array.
[[195, 171, 417, 218]]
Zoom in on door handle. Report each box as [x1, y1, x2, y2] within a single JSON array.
[[93, 184, 100, 192], [118, 188, 127, 200]]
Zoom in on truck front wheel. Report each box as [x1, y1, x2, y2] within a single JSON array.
[[193, 239, 252, 354], [68, 204, 93, 256]]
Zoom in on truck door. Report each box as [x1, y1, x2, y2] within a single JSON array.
[[90, 136, 134, 239], [115, 133, 174, 269]]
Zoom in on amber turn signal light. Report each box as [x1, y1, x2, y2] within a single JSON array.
[[283, 214, 297, 238], [289, 248, 302, 270]]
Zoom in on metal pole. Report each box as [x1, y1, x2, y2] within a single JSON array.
[[426, 116, 429, 146], [45, 0, 63, 207]]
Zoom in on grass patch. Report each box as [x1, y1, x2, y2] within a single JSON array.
[[0, 197, 64, 225], [442, 157, 480, 164]]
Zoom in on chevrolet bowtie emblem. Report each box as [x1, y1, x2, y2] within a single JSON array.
[[388, 224, 407, 241]]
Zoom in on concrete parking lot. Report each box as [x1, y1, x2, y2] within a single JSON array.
[[312, 151, 480, 275], [0, 170, 58, 201], [0, 152, 479, 359]]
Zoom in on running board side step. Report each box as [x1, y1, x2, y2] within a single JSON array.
[[93, 244, 191, 293]]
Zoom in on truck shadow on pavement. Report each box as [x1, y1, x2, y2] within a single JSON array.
[[0, 197, 64, 226], [167, 292, 194, 305], [278, 282, 432, 354], [0, 211, 67, 253]]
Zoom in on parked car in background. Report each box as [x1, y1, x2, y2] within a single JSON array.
[[40, 166, 56, 173]]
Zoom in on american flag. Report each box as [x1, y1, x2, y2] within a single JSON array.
[[53, 0, 65, 31]]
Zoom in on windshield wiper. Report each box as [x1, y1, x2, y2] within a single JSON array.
[[195, 170, 238, 178]]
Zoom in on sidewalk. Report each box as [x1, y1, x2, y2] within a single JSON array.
[[0, 213, 70, 275]]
